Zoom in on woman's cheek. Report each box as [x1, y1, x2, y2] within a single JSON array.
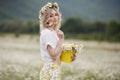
[[48, 22, 53, 26], [55, 20, 59, 25]]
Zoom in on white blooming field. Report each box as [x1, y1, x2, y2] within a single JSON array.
[[0, 34, 120, 80]]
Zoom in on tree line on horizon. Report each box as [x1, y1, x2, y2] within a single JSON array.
[[0, 18, 120, 42]]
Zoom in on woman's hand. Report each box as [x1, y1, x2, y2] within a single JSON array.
[[71, 53, 76, 61], [56, 29, 64, 40]]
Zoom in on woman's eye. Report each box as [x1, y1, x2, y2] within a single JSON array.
[[50, 15, 53, 17], [55, 14, 58, 16]]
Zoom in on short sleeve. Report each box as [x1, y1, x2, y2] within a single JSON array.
[[42, 30, 56, 49]]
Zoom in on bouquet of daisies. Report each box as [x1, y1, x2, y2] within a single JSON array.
[[60, 43, 83, 63]]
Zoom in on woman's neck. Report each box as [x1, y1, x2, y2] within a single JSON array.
[[48, 26, 56, 31]]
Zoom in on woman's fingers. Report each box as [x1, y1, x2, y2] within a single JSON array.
[[71, 54, 76, 61], [56, 30, 64, 39]]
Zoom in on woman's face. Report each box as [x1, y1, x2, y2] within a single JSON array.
[[47, 9, 59, 28]]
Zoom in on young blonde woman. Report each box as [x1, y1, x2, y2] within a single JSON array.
[[39, 2, 76, 80]]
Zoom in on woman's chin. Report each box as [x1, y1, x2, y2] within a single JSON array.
[[54, 23, 58, 26], [48, 22, 57, 28]]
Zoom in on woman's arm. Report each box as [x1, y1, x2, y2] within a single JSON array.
[[47, 30, 64, 63], [47, 39, 63, 61]]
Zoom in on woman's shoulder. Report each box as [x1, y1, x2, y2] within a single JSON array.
[[40, 28, 52, 36], [41, 28, 50, 33]]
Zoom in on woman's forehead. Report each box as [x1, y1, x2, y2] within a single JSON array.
[[49, 9, 57, 14]]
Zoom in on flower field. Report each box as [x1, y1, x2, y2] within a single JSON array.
[[0, 34, 120, 80]]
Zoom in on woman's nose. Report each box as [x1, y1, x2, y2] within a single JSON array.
[[53, 16, 56, 19], [53, 16, 56, 20]]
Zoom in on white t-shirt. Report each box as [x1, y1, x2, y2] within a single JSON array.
[[40, 28, 59, 62]]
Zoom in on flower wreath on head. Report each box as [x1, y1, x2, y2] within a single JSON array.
[[39, 2, 59, 16]]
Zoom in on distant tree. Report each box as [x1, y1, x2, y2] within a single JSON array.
[[106, 20, 120, 41], [0, 20, 39, 34], [0, 20, 23, 33], [61, 17, 83, 33], [22, 20, 39, 34], [94, 21, 106, 33]]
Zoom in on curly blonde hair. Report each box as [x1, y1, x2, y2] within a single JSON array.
[[39, 2, 62, 31]]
